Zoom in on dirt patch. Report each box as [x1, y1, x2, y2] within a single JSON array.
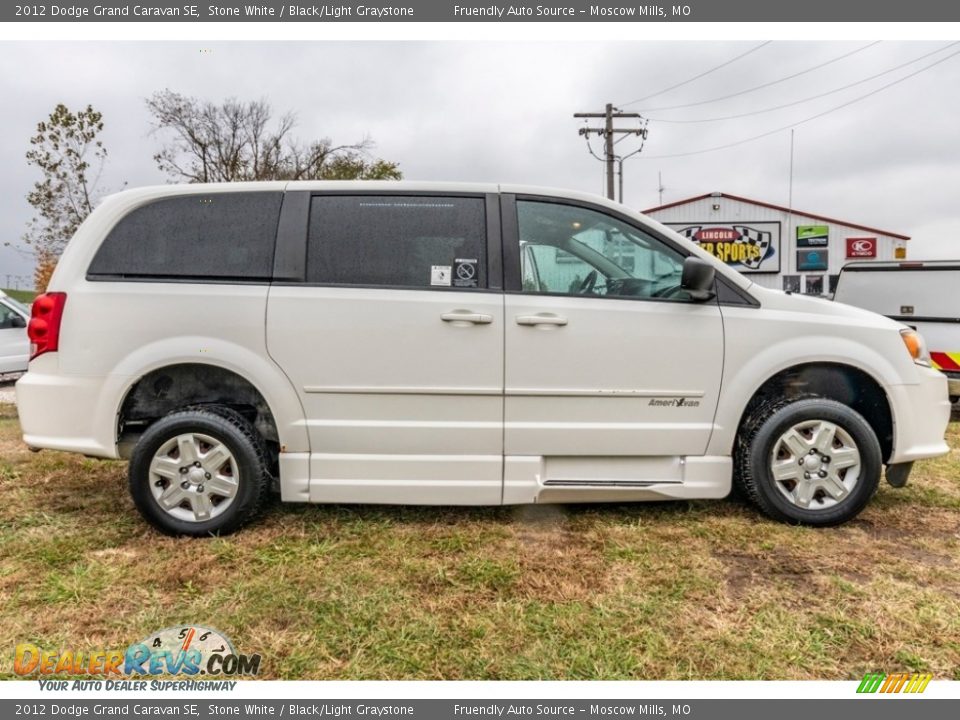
[[850, 514, 959, 567], [716, 549, 826, 599]]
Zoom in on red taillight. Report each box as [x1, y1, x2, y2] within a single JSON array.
[[27, 292, 67, 360]]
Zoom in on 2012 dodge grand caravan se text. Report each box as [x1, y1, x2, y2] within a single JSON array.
[[16, 182, 951, 535]]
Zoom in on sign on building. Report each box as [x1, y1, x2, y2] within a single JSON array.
[[667, 222, 780, 273], [797, 248, 828, 271], [795, 225, 830, 272], [846, 237, 878, 258], [797, 225, 830, 247]]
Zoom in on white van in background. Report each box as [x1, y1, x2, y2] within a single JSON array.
[[0, 289, 30, 375], [834, 261, 960, 402]]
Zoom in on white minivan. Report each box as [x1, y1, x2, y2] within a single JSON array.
[[16, 182, 951, 535], [834, 260, 960, 402]]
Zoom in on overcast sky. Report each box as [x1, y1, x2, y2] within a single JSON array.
[[1, 40, 959, 285]]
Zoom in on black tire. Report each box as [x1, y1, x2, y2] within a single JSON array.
[[129, 406, 271, 536], [184, 404, 280, 493], [734, 397, 882, 526]]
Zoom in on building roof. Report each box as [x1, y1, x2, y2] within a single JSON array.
[[643, 192, 910, 241]]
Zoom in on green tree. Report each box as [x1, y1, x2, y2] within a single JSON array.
[[146, 90, 402, 183], [23, 103, 109, 290]]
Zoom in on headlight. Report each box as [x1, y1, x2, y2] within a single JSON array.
[[900, 328, 931, 367]]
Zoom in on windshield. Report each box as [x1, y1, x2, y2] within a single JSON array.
[[2, 297, 30, 317]]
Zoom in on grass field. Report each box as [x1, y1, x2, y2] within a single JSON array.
[[1, 401, 958, 680], [1, 288, 35, 304]]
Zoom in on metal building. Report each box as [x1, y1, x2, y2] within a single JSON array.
[[643, 192, 910, 296]]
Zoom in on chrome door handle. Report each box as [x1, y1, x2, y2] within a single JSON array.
[[515, 314, 568, 326], [441, 311, 493, 324]]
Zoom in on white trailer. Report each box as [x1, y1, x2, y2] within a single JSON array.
[[834, 260, 960, 401]]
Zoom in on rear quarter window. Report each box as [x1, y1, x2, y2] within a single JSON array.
[[87, 192, 283, 281]]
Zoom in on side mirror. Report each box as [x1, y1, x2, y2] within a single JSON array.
[[10, 315, 27, 329], [680, 256, 716, 302]]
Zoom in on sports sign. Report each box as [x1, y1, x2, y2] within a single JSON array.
[[668, 222, 780, 273], [846, 237, 877, 258]]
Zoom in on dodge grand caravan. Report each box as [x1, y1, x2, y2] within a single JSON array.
[[16, 182, 951, 535]]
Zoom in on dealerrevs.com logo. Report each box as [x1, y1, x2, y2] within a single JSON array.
[[14, 625, 261, 680]]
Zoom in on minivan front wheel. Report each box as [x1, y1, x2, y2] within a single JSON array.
[[129, 406, 271, 536], [735, 398, 882, 526]]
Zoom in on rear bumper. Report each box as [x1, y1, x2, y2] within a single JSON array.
[[887, 366, 951, 464], [15, 358, 121, 458]]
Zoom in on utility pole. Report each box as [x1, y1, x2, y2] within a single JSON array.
[[575, 104, 647, 202], [788, 129, 795, 278], [617, 158, 624, 204]]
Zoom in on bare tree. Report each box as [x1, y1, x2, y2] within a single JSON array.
[[22, 103, 109, 291], [146, 90, 402, 183]]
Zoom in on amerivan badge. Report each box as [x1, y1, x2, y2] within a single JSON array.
[[649, 397, 700, 408]]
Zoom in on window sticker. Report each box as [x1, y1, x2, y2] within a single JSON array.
[[453, 258, 479, 288], [431, 265, 452, 286]]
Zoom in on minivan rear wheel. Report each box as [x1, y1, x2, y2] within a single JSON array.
[[735, 397, 881, 526], [129, 406, 271, 536]]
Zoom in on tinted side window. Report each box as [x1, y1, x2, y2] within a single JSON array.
[[307, 196, 486, 289], [88, 192, 283, 281]]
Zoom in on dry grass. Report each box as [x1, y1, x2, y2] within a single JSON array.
[[0, 401, 958, 680]]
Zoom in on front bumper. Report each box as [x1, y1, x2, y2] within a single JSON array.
[[886, 365, 951, 465]]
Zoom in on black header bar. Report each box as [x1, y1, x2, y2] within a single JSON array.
[[1, 699, 959, 719], [5, 0, 960, 22]]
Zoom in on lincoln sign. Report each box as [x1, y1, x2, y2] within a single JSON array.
[[668, 222, 781, 273]]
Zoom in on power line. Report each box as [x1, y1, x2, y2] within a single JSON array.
[[639, 42, 881, 113], [647, 42, 959, 124], [574, 104, 647, 200], [582, 130, 606, 163], [637, 45, 960, 160], [619, 41, 772, 107]]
